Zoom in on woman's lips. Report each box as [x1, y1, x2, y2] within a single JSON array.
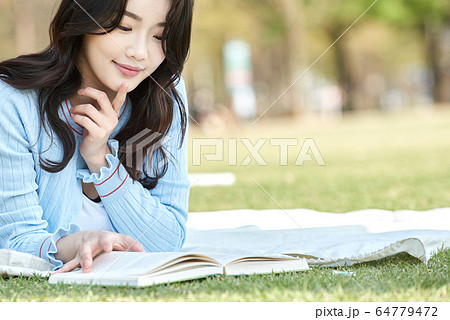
[[113, 61, 141, 77]]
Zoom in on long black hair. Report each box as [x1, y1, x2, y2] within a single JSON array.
[[0, 0, 193, 189]]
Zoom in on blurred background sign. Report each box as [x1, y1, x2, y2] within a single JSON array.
[[223, 39, 257, 120]]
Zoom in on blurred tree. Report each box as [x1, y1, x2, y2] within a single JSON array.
[[282, 0, 307, 115], [0, 0, 57, 59], [0, 0, 15, 60], [305, 0, 450, 109], [370, 0, 450, 103], [187, 0, 307, 119], [304, 0, 382, 111], [13, 0, 37, 54]]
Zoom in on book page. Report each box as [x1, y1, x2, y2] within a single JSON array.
[[146, 254, 220, 274], [225, 259, 309, 276], [138, 265, 223, 287], [51, 252, 221, 276], [48, 252, 225, 286], [184, 251, 309, 276], [144, 258, 221, 276], [70, 252, 197, 275], [195, 252, 299, 265]]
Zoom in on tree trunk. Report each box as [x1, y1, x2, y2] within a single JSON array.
[[330, 29, 364, 111], [424, 21, 450, 104], [283, 0, 306, 116]]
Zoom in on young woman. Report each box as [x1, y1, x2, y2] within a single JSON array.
[[0, 0, 193, 273]]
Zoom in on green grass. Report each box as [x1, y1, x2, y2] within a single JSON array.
[[1, 250, 448, 301], [1, 108, 449, 301], [189, 108, 450, 212]]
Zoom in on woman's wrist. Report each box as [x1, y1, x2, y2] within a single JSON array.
[[54, 236, 67, 262], [54, 234, 77, 263], [83, 145, 112, 174]]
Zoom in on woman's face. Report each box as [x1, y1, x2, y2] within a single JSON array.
[[78, 0, 171, 98]]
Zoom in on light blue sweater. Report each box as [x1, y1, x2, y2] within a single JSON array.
[[0, 78, 190, 271]]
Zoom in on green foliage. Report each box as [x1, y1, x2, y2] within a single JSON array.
[[303, 0, 449, 32], [370, 0, 450, 28]]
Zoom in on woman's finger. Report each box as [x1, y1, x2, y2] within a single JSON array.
[[70, 104, 103, 126], [111, 82, 129, 115], [80, 243, 93, 273], [131, 242, 146, 252], [99, 236, 113, 253], [77, 87, 113, 115], [108, 235, 132, 252], [52, 257, 81, 274], [118, 235, 145, 252], [71, 113, 109, 140]]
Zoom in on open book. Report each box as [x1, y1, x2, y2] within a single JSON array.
[[1, 249, 309, 287]]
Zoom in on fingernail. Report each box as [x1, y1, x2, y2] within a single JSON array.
[[78, 89, 83, 94]]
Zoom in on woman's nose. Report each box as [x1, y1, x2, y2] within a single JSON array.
[[126, 37, 148, 61]]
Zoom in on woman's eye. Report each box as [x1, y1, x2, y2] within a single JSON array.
[[117, 26, 132, 32], [154, 36, 163, 41]]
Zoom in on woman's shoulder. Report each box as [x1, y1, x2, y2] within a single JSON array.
[[0, 78, 41, 134], [0, 78, 38, 111], [172, 76, 188, 114], [174, 76, 186, 94]]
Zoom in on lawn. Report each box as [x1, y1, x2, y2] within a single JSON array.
[[1, 107, 449, 301]]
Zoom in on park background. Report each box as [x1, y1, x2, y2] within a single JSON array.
[[0, 0, 449, 302], [1, 1, 449, 119], [0, 0, 449, 222]]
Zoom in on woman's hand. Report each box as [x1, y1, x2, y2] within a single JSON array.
[[52, 230, 145, 274], [69, 82, 128, 164]]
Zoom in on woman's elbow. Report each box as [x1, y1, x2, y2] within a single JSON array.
[[141, 220, 186, 252]]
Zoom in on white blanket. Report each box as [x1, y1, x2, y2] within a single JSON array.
[[182, 208, 450, 266], [2, 208, 448, 277]]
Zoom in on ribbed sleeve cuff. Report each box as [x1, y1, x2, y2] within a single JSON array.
[[76, 139, 132, 201], [42, 223, 82, 271]]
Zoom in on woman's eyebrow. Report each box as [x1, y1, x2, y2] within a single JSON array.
[[124, 11, 167, 27], [124, 11, 142, 22]]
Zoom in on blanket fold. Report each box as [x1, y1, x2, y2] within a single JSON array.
[[182, 208, 450, 266]]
